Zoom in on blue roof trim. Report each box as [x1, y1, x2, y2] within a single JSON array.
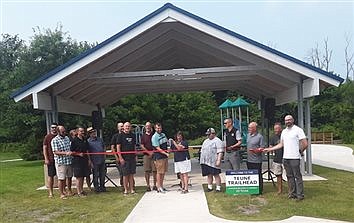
[[11, 3, 344, 99], [10, 3, 171, 98]]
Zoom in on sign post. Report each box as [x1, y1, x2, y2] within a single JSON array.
[[225, 169, 259, 195]]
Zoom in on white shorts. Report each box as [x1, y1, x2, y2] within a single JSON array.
[[174, 159, 191, 174], [272, 162, 283, 176]]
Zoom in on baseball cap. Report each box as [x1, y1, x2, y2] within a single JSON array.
[[87, 127, 95, 133]]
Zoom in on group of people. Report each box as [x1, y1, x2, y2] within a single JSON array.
[[110, 121, 192, 195], [199, 114, 308, 200], [43, 114, 307, 201], [43, 124, 106, 199]]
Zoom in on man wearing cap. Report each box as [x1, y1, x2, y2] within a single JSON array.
[[247, 122, 265, 195], [223, 118, 242, 170], [200, 128, 224, 192], [42, 122, 58, 198], [87, 127, 106, 193]]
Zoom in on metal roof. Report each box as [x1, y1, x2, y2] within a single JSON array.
[[11, 3, 344, 116]]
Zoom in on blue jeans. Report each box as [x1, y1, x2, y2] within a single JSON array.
[[93, 162, 106, 191]]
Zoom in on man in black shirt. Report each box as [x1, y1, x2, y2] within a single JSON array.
[[269, 122, 284, 194], [117, 122, 137, 195], [223, 118, 242, 170], [111, 122, 124, 187], [70, 127, 91, 196]]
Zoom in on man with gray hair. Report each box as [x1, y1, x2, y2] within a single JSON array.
[[264, 115, 308, 200], [247, 122, 265, 195]]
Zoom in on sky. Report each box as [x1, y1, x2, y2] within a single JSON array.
[[1, 0, 353, 78]]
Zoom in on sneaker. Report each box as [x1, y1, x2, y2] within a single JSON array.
[[100, 187, 107, 192], [152, 186, 158, 191], [296, 196, 304, 201], [146, 187, 151, 192], [78, 193, 87, 197], [215, 189, 222, 192], [288, 195, 297, 199], [207, 188, 213, 192], [162, 187, 168, 192], [157, 188, 166, 193]]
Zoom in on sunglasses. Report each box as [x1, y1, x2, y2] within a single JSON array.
[[51, 126, 57, 129]]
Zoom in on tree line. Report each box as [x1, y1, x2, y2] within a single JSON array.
[[0, 27, 352, 160]]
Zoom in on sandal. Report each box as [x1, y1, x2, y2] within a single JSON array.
[[78, 193, 87, 197], [123, 191, 129, 196], [60, 195, 67, 200]]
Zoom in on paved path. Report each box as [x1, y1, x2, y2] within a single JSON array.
[[0, 158, 23, 163], [312, 144, 354, 172], [124, 144, 353, 223]]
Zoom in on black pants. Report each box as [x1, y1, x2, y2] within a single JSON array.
[[247, 162, 263, 194]]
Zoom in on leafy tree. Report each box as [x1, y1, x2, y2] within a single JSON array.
[[103, 92, 219, 142], [0, 27, 93, 159]]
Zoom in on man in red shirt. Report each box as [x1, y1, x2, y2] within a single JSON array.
[[42, 122, 58, 198], [140, 122, 157, 191]]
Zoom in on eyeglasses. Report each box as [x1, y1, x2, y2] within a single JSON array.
[[223, 122, 227, 124]]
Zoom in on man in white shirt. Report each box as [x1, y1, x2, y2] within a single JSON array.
[[200, 128, 224, 192], [264, 115, 308, 200]]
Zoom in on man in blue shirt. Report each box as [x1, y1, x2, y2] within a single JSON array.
[[87, 127, 106, 193], [151, 123, 169, 193]]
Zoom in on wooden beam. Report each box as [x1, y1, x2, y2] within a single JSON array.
[[89, 65, 261, 79]]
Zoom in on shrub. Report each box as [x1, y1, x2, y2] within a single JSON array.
[[0, 142, 26, 153], [19, 133, 43, 161]]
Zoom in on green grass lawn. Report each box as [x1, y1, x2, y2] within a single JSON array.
[[1, 149, 354, 222], [0, 156, 143, 223], [204, 165, 354, 222], [341, 144, 354, 154], [0, 152, 20, 161]]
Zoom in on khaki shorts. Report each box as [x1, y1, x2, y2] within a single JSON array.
[[56, 164, 73, 180], [143, 155, 156, 172], [272, 162, 283, 176], [154, 158, 168, 174]]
